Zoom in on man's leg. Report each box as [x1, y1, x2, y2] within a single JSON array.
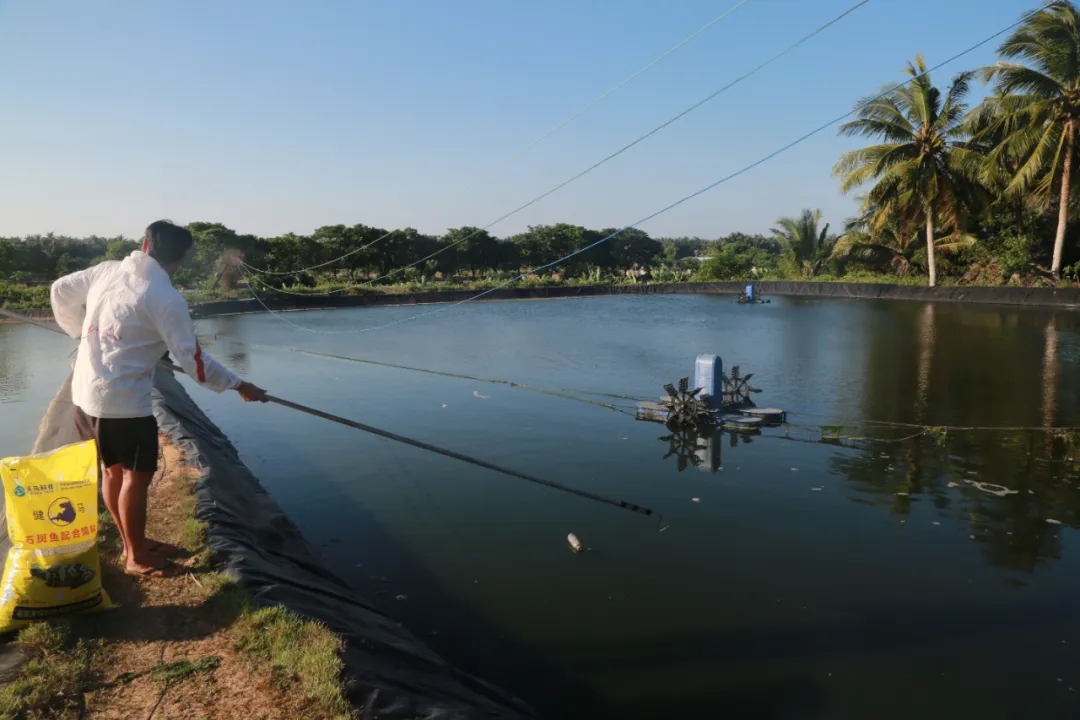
[[75, 408, 133, 559], [100, 463, 126, 557], [119, 469, 160, 574], [97, 416, 177, 577]]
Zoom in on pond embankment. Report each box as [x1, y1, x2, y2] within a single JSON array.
[[7, 281, 1080, 327], [0, 369, 537, 720], [188, 280, 1080, 317]]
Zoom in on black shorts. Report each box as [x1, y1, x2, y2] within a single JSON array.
[[73, 407, 159, 473]]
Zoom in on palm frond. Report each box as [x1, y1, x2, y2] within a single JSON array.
[[1004, 121, 1064, 199], [987, 62, 1067, 98]]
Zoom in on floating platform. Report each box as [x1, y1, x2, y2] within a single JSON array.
[[719, 414, 763, 429], [738, 407, 787, 424], [637, 401, 785, 430]]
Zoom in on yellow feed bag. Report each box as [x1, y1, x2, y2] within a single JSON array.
[[0, 439, 113, 632]]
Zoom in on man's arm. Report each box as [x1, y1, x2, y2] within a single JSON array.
[[150, 294, 265, 400], [50, 265, 107, 338]]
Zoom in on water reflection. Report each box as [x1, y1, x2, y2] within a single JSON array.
[[825, 303, 1080, 575], [914, 303, 934, 421], [656, 427, 708, 472], [1043, 315, 1060, 446], [659, 427, 714, 472], [0, 326, 29, 403], [657, 426, 764, 472]]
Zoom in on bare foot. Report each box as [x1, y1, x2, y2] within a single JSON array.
[[124, 557, 181, 578], [121, 540, 189, 562]]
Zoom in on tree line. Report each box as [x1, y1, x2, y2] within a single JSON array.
[[826, 1, 1080, 287], [706, 2, 1080, 288], [4, 2, 1080, 300], [0, 225, 714, 292]]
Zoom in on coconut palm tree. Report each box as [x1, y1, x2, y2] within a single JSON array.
[[770, 208, 833, 277], [966, 92, 1037, 240], [980, 1, 1080, 278], [833, 54, 986, 287], [832, 197, 974, 278], [832, 203, 920, 277]]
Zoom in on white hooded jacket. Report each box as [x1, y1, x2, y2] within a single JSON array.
[[50, 251, 241, 418]]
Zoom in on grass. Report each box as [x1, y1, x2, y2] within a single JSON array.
[[0, 590, 352, 720], [0, 620, 92, 720], [101, 655, 222, 689], [233, 607, 351, 718], [0, 441, 356, 720]]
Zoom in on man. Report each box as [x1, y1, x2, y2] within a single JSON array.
[[51, 220, 267, 578]]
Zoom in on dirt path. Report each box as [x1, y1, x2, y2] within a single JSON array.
[[2, 440, 353, 720]]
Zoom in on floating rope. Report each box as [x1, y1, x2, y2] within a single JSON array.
[[0, 308, 655, 517], [785, 413, 1080, 435], [191, 308, 1080, 443], [207, 334, 647, 409]]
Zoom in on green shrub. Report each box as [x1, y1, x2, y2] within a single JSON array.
[[0, 282, 50, 310]]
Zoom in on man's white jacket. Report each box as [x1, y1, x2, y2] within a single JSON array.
[[50, 250, 241, 419]]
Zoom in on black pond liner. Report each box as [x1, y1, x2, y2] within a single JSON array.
[[188, 280, 1080, 319], [0, 369, 538, 719]]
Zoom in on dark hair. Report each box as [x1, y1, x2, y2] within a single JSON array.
[[144, 220, 193, 265]]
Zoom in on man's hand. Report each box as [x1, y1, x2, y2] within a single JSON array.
[[236, 381, 269, 403]]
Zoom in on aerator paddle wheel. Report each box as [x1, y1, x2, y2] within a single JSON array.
[[721, 366, 761, 409], [662, 377, 716, 431]]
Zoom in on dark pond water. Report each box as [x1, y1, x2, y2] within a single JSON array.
[[4, 294, 1080, 718]]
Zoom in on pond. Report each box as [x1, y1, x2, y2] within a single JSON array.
[[3, 294, 1080, 718]]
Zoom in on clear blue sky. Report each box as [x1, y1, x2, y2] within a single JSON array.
[[0, 0, 1037, 241]]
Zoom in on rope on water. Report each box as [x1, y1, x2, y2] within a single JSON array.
[[13, 307, 1077, 442], [1, 308, 655, 517], [209, 333, 647, 410], [785, 414, 1080, 435], [287, 348, 642, 415]]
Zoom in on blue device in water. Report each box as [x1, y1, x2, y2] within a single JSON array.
[[694, 354, 723, 410]]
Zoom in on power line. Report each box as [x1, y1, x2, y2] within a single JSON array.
[[245, 4, 1038, 337], [242, 0, 869, 282], [241, 1, 753, 277], [465, 0, 756, 187]]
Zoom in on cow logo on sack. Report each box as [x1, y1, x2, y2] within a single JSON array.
[[48, 498, 77, 527]]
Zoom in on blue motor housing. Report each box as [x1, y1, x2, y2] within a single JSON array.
[[694, 354, 723, 410]]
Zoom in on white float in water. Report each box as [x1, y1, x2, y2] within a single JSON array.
[[567, 533, 583, 553]]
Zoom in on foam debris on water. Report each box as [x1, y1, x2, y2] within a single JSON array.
[[964, 479, 1018, 497]]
